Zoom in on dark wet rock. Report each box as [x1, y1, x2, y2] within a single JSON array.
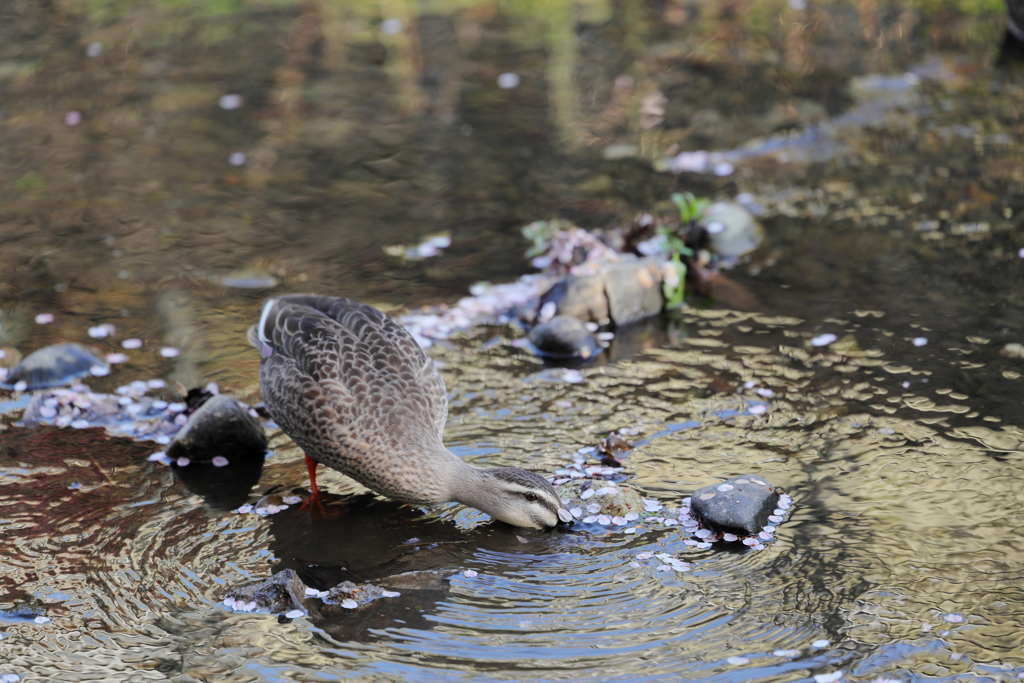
[[690, 475, 779, 536], [1, 343, 107, 390], [537, 256, 666, 326], [224, 568, 308, 614], [700, 202, 764, 260], [527, 315, 600, 360], [319, 581, 388, 612], [166, 394, 266, 462]]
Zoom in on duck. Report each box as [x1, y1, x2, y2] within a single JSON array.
[[248, 294, 571, 529]]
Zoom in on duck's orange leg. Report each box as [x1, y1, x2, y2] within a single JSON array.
[[299, 453, 326, 512]]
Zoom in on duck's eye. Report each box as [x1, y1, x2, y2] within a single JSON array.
[[525, 493, 538, 502]]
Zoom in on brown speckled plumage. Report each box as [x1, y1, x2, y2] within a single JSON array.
[[248, 295, 569, 528]]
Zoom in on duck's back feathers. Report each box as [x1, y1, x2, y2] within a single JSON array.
[[254, 295, 451, 502]]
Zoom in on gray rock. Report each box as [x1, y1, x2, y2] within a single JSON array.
[[1, 343, 107, 390], [602, 258, 666, 325], [700, 202, 764, 260], [166, 394, 267, 461], [527, 315, 600, 359], [690, 474, 779, 536], [538, 256, 666, 326], [224, 568, 308, 614], [539, 275, 609, 323]]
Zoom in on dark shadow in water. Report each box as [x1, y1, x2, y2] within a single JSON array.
[[264, 492, 573, 641], [170, 450, 266, 511]]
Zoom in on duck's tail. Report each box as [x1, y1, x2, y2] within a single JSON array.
[[246, 298, 277, 349]]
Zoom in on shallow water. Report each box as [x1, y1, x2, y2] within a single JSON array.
[[2, 0, 1024, 681]]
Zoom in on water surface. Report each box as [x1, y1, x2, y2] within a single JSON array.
[[1, 1, 1023, 681]]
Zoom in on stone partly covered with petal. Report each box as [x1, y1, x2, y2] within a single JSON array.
[[527, 315, 601, 360], [319, 581, 389, 614], [166, 394, 267, 463], [555, 479, 645, 519], [690, 474, 779, 536], [1, 343, 108, 390], [223, 568, 308, 615]]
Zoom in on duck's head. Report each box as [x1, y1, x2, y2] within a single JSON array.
[[460, 467, 572, 529]]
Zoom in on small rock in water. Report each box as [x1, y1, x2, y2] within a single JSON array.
[[223, 568, 308, 615], [1, 343, 108, 390], [699, 202, 764, 259], [690, 475, 780, 537], [527, 315, 601, 360], [166, 394, 267, 463]]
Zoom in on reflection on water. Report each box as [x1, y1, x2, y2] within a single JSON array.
[[2, 0, 1024, 681]]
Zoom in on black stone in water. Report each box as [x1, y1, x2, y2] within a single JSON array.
[[527, 315, 600, 359], [167, 394, 267, 461], [2, 342, 106, 390], [690, 474, 779, 537]]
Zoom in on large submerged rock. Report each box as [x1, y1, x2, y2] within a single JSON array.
[[690, 474, 779, 536], [1, 343, 107, 390]]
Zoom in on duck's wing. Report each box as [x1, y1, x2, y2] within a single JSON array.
[[252, 295, 449, 456]]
